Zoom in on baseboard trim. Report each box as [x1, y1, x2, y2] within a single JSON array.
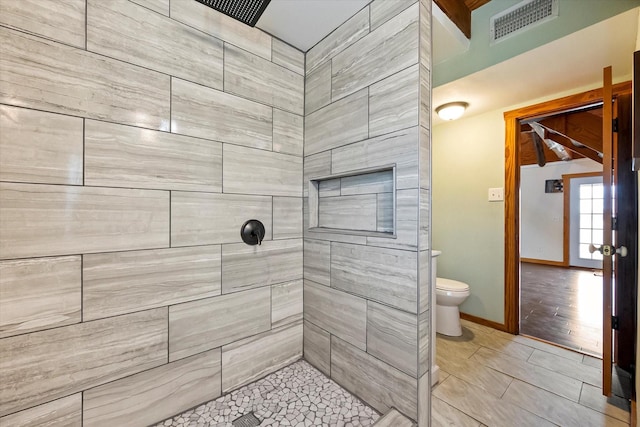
[[460, 312, 509, 332], [521, 258, 567, 267], [631, 398, 637, 427]]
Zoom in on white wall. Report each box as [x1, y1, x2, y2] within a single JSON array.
[[520, 159, 601, 262]]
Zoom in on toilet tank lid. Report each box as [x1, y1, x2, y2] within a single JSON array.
[[436, 278, 469, 292]]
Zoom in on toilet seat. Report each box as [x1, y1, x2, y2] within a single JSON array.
[[436, 278, 469, 293]]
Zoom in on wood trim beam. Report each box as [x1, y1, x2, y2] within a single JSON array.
[[520, 258, 567, 267], [460, 312, 509, 332], [434, 0, 472, 38], [464, 0, 491, 10], [544, 130, 603, 164]]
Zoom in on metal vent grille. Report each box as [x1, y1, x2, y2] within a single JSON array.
[[232, 412, 260, 427], [490, 0, 558, 43], [195, 0, 271, 27]]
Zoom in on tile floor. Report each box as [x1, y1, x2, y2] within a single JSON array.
[[432, 319, 632, 427], [155, 360, 380, 427]]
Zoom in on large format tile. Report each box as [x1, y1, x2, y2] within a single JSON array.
[[305, 60, 332, 114], [303, 239, 331, 286], [340, 170, 394, 195], [83, 349, 221, 427], [0, 183, 169, 260], [224, 45, 303, 115], [433, 376, 554, 427], [272, 280, 303, 327], [0, 256, 81, 338], [527, 348, 602, 387], [303, 280, 367, 350], [303, 151, 331, 197], [331, 336, 417, 419], [435, 350, 512, 398], [273, 197, 303, 239], [367, 188, 419, 250], [331, 4, 419, 100], [331, 242, 417, 312], [0, 0, 85, 47], [369, 64, 419, 137], [131, 0, 168, 15], [502, 379, 627, 427], [272, 39, 304, 75], [221, 239, 303, 294], [0, 27, 170, 131], [83, 246, 221, 321], [0, 308, 167, 416], [171, 78, 272, 150], [171, 192, 272, 246], [85, 120, 222, 192], [0, 105, 83, 185], [273, 109, 303, 156], [306, 7, 369, 73], [87, 0, 223, 90], [318, 194, 377, 231], [305, 88, 369, 156], [168, 287, 270, 362], [367, 301, 417, 377], [431, 396, 481, 427], [375, 408, 415, 427], [170, 0, 271, 60], [370, 0, 417, 31], [221, 321, 303, 392], [303, 320, 331, 376], [223, 144, 302, 197], [331, 127, 419, 190], [0, 394, 81, 427], [579, 383, 630, 423]]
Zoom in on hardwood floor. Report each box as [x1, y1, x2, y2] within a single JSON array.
[[520, 262, 603, 357]]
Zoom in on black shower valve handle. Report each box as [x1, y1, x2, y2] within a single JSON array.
[[241, 219, 266, 246]]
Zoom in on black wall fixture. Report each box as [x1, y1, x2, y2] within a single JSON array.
[[241, 219, 265, 246], [194, 0, 271, 27]]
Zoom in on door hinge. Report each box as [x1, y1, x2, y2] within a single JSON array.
[[612, 217, 618, 231], [612, 315, 619, 330], [612, 118, 619, 133]]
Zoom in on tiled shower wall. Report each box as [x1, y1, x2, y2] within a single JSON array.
[[0, 0, 304, 425], [302, 0, 432, 424]]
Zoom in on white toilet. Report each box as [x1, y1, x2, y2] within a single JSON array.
[[435, 277, 470, 336]]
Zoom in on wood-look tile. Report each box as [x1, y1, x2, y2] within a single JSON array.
[[168, 287, 270, 362], [527, 348, 602, 387], [431, 396, 481, 427], [83, 349, 221, 427], [331, 127, 419, 190], [305, 88, 369, 156], [368, 189, 419, 250], [582, 354, 602, 369], [375, 408, 415, 427], [463, 326, 534, 361], [369, 64, 419, 138], [221, 321, 303, 392], [0, 0, 85, 48], [419, 251, 430, 314], [224, 45, 303, 115], [331, 4, 419, 100], [511, 335, 585, 362], [0, 183, 169, 260], [0, 308, 167, 416], [0, 256, 81, 338], [367, 301, 417, 377], [340, 170, 394, 195], [303, 320, 331, 376], [419, 66, 431, 128], [83, 246, 221, 321], [170, 0, 271, 60], [171, 78, 272, 150], [331, 336, 417, 419], [435, 349, 512, 398], [131, 0, 169, 15], [273, 197, 303, 239], [303, 151, 332, 197], [319, 179, 341, 197], [87, 0, 223, 90], [306, 7, 369, 73], [223, 144, 302, 197], [305, 60, 332, 114], [331, 242, 417, 312], [419, 0, 431, 72], [419, 188, 429, 249], [221, 239, 303, 294], [303, 239, 331, 286], [370, 0, 417, 31], [303, 198, 368, 245], [171, 192, 272, 246], [0, 27, 170, 131], [272, 39, 304, 75], [272, 280, 303, 327], [0, 394, 81, 427], [433, 376, 554, 427], [377, 193, 394, 233], [502, 379, 628, 427], [318, 194, 377, 231], [471, 347, 583, 402], [0, 105, 83, 185], [418, 311, 429, 377], [303, 280, 366, 350], [435, 334, 480, 360], [273, 109, 303, 156], [85, 120, 222, 192], [579, 383, 630, 423], [418, 373, 429, 426]]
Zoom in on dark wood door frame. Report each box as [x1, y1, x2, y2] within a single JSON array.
[[503, 81, 632, 335]]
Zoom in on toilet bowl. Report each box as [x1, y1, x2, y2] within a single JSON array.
[[435, 278, 470, 336]]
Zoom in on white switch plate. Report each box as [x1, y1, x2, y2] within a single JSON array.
[[488, 187, 504, 202]]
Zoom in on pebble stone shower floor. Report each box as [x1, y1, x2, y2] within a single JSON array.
[[155, 360, 380, 427]]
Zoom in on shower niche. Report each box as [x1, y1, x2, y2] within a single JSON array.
[[308, 165, 396, 237]]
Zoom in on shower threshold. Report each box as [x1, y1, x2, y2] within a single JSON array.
[[154, 360, 380, 427]]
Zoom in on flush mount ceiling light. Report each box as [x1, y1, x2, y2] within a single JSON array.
[[435, 102, 469, 121]]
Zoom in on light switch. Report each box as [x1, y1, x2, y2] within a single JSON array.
[[488, 187, 504, 202]]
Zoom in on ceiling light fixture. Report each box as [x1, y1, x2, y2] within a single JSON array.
[[435, 102, 469, 121]]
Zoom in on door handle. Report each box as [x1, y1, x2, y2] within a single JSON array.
[[589, 244, 628, 257]]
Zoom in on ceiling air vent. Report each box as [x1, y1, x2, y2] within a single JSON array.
[[194, 0, 271, 27], [490, 0, 558, 43]]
